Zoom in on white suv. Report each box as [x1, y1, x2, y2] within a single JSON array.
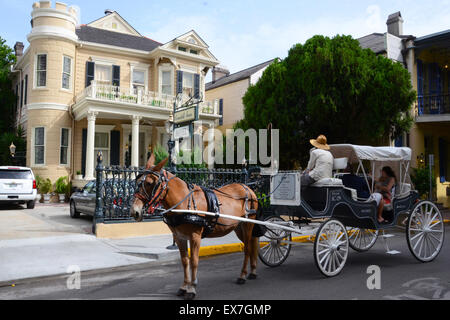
[[0, 166, 38, 209]]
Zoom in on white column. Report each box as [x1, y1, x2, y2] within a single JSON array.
[[85, 111, 97, 180], [131, 115, 141, 167]]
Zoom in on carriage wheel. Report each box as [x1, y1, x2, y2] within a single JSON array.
[[314, 219, 349, 277], [258, 216, 292, 268], [407, 201, 445, 262], [347, 228, 379, 252]]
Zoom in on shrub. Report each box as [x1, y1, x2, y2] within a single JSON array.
[[411, 166, 436, 199], [54, 176, 69, 194], [153, 144, 169, 167], [39, 178, 52, 195]]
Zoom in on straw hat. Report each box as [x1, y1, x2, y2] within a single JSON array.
[[310, 135, 330, 150]]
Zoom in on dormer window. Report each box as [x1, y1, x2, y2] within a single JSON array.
[[190, 49, 198, 55], [178, 47, 187, 52]]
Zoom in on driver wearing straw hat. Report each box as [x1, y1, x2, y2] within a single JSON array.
[[301, 135, 334, 188]]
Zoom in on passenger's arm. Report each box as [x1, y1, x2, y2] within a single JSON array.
[[306, 151, 316, 171]]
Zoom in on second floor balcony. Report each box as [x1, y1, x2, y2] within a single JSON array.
[[73, 81, 222, 122], [415, 94, 450, 123]]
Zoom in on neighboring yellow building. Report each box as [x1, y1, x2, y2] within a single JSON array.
[[12, 1, 221, 186], [205, 60, 274, 132], [359, 12, 450, 208]]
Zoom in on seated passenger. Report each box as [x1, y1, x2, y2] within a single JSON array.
[[301, 135, 334, 189], [341, 164, 370, 199], [342, 164, 386, 223], [373, 166, 396, 224]]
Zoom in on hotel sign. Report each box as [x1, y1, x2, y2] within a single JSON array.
[[174, 106, 197, 124]]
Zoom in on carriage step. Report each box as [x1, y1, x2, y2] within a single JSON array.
[[386, 250, 401, 255], [381, 234, 395, 238]]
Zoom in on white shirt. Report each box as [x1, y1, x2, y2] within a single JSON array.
[[306, 148, 334, 182]]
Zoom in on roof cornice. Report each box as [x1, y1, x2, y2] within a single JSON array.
[[78, 40, 151, 57], [151, 47, 219, 66]]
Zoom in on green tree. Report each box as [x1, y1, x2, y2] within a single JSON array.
[[236, 35, 416, 169], [0, 37, 17, 134]]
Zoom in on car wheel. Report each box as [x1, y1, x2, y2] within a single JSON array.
[[70, 201, 80, 218], [26, 200, 35, 209]]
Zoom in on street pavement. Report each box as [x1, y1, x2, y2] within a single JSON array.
[[0, 204, 255, 284], [1, 225, 449, 300]]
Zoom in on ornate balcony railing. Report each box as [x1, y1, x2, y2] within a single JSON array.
[[76, 81, 175, 110], [415, 94, 450, 116], [76, 81, 222, 118]]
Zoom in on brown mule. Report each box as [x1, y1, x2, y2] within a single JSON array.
[[131, 154, 260, 300]]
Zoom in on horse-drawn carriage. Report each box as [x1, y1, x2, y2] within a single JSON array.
[[257, 144, 445, 276], [131, 144, 445, 299]]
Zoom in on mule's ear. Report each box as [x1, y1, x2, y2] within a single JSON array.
[[152, 157, 169, 172], [146, 153, 155, 169]]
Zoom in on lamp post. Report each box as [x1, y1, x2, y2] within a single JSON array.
[[165, 119, 175, 172], [9, 142, 16, 158], [125, 143, 130, 167]]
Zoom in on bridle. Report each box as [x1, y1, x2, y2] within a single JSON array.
[[134, 169, 174, 213]]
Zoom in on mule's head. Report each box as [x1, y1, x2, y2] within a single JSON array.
[[131, 153, 169, 222]]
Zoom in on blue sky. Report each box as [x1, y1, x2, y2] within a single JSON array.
[[1, 0, 449, 76]]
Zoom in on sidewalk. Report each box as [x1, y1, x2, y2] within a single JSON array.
[[0, 231, 253, 285]]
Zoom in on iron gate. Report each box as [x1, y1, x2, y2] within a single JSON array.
[[92, 152, 270, 230]]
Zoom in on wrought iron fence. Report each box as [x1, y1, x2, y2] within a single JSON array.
[[93, 153, 269, 228], [416, 94, 450, 116]]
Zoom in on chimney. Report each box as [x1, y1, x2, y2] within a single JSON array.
[[386, 11, 403, 36], [14, 42, 24, 57], [105, 9, 113, 15], [212, 66, 230, 83]]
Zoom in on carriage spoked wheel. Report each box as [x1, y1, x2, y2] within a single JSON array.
[[314, 219, 349, 277], [407, 201, 445, 262], [258, 216, 292, 268], [347, 227, 379, 252]]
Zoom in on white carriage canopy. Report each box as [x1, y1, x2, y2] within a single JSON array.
[[328, 144, 413, 197], [329, 144, 412, 162]]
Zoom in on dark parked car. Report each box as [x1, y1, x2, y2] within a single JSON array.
[[70, 181, 96, 218], [70, 179, 136, 218]]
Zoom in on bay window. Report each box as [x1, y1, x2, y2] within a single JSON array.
[[34, 127, 45, 165], [62, 56, 72, 90], [35, 54, 47, 88]]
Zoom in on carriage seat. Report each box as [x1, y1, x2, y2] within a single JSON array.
[[396, 183, 411, 197], [311, 178, 344, 187]]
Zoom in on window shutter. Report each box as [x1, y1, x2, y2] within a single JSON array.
[[20, 80, 24, 108], [439, 138, 447, 183], [194, 74, 200, 98], [81, 128, 87, 177], [176, 70, 183, 95], [85, 61, 95, 87], [110, 131, 120, 166], [112, 65, 120, 87], [24, 75, 28, 105], [219, 99, 223, 126]]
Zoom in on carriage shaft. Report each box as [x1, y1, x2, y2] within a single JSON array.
[[169, 209, 301, 234]]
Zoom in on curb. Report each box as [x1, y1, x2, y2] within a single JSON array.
[[196, 235, 312, 258]]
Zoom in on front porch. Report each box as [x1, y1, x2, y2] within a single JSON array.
[[71, 82, 222, 183]]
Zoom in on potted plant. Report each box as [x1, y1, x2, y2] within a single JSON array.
[[74, 170, 83, 180], [54, 176, 69, 203], [40, 178, 52, 203]]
